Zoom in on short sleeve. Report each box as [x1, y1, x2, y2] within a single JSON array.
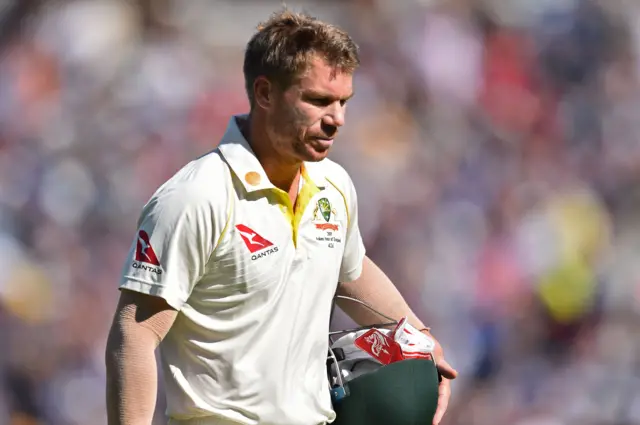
[[119, 187, 221, 310], [339, 176, 366, 282]]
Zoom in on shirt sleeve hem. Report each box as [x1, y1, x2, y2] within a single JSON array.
[[339, 257, 364, 283], [119, 278, 187, 311]]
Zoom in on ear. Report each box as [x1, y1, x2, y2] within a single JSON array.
[[253, 76, 274, 110]]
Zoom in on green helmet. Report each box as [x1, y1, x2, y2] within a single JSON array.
[[331, 357, 440, 425], [327, 297, 440, 425]]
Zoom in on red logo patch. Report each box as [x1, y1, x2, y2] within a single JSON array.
[[236, 224, 274, 253], [354, 329, 404, 365], [135, 230, 160, 266]]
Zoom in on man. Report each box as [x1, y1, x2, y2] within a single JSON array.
[[105, 9, 457, 425]]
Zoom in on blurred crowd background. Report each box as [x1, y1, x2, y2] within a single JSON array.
[[1, 0, 640, 424]]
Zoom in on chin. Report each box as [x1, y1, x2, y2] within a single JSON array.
[[303, 148, 330, 162]]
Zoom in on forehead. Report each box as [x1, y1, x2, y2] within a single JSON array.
[[295, 56, 353, 96]]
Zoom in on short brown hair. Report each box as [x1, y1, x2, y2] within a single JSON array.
[[243, 9, 360, 105]]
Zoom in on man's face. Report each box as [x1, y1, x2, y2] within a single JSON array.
[[265, 56, 354, 162]]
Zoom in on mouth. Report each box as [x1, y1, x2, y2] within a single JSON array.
[[311, 137, 334, 150]]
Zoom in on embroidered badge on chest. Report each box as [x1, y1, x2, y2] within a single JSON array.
[[312, 197, 342, 248]]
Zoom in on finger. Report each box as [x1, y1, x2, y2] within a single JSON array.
[[432, 378, 451, 425], [436, 359, 458, 380]]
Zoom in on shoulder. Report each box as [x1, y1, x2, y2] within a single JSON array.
[[143, 149, 231, 217]]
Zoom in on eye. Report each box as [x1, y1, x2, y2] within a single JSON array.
[[308, 97, 333, 107]]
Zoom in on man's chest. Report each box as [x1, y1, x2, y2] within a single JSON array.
[[200, 188, 348, 294]]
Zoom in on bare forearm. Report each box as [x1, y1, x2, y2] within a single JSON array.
[[105, 325, 159, 425], [337, 256, 427, 330], [105, 292, 176, 425]]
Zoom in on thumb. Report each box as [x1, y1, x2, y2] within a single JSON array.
[[436, 358, 458, 380]]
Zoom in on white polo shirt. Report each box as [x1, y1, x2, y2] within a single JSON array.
[[119, 115, 366, 425]]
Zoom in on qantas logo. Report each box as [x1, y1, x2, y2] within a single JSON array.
[[235, 224, 278, 260], [135, 230, 160, 264], [236, 224, 273, 252], [132, 230, 162, 274]]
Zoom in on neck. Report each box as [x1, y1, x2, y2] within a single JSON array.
[[240, 113, 301, 191]]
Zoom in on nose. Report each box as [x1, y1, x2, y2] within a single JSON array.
[[324, 103, 346, 128]]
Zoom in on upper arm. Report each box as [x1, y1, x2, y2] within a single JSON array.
[[107, 289, 179, 350], [119, 183, 228, 310]]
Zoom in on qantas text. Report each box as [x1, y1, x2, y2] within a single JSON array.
[[251, 246, 278, 261], [132, 262, 163, 274]]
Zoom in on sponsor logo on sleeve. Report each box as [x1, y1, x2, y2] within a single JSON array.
[[132, 230, 163, 274]]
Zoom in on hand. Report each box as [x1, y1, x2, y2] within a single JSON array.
[[423, 332, 458, 425]]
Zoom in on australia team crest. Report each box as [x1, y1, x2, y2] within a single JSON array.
[[313, 197, 339, 232]]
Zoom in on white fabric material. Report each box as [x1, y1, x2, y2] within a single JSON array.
[[119, 115, 366, 425]]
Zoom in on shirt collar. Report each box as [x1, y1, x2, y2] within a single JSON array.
[[218, 115, 328, 192]]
